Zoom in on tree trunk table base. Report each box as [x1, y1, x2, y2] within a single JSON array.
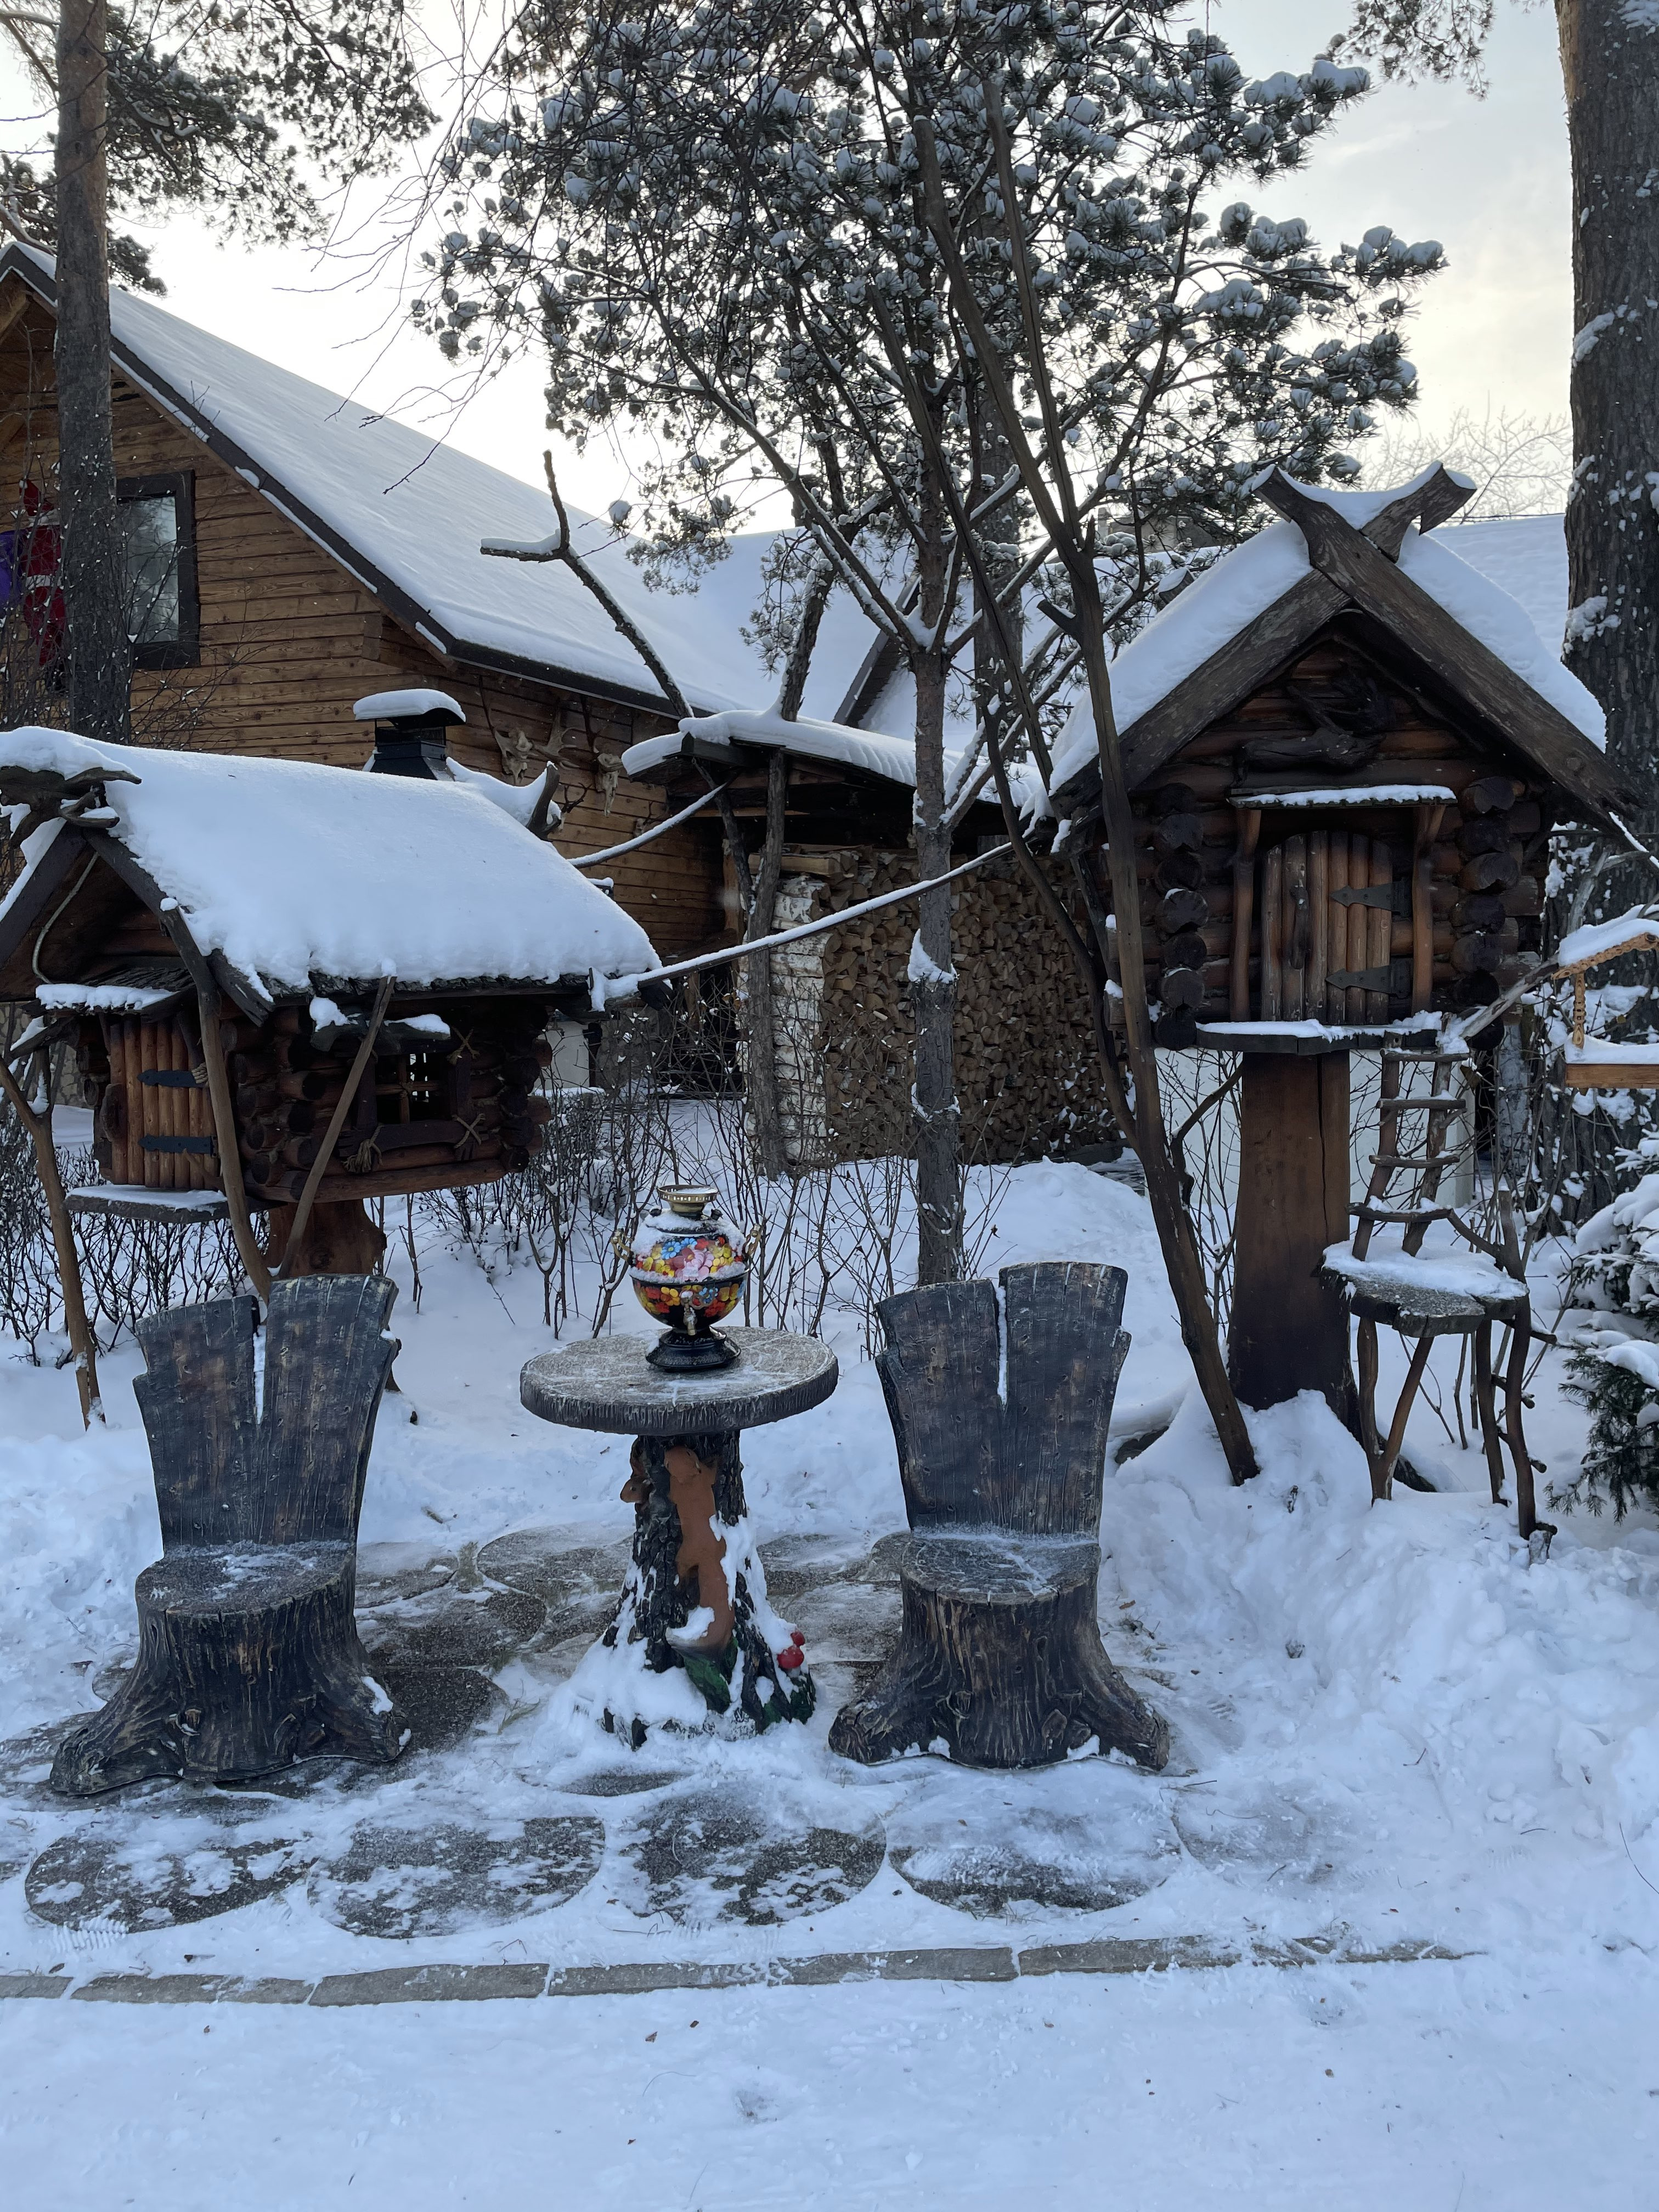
[[520, 1330, 840, 1748], [828, 1533, 1169, 1771], [52, 1544, 406, 1795]]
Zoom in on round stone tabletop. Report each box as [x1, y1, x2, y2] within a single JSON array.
[[520, 1328, 839, 1437]]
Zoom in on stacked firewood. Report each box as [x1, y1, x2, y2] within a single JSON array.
[[760, 848, 1114, 1168]]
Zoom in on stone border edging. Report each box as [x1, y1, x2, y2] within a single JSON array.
[[0, 1934, 1468, 2009]]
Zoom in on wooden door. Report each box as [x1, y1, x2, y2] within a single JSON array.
[[101, 1014, 218, 1190], [1232, 808, 1441, 1026]]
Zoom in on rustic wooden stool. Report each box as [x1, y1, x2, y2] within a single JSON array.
[[52, 1276, 409, 1795], [828, 1262, 1169, 1772], [1323, 1043, 1543, 1538]]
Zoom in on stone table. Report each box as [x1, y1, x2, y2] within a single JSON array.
[[520, 1330, 838, 1747]]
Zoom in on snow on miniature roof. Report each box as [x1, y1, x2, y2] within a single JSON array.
[[624, 708, 921, 788], [354, 690, 465, 723], [1555, 910, 1659, 971], [0, 726, 656, 1000], [623, 704, 1046, 819], [1229, 784, 1457, 808], [1047, 481, 1605, 794]]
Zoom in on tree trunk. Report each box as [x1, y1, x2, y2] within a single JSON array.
[[1558, 0, 1659, 838], [743, 749, 791, 1180], [55, 0, 129, 743], [910, 479, 963, 1285], [1070, 582, 1259, 1482]]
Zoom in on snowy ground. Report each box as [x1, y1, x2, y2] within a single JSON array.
[[3, 1160, 1659, 2208]]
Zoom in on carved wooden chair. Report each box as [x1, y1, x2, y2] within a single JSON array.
[[52, 1275, 409, 1795], [828, 1261, 1168, 1771]]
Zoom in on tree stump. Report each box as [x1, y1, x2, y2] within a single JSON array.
[[828, 1263, 1168, 1773], [52, 1276, 408, 1795]]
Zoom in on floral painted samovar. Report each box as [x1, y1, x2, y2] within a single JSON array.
[[628, 1184, 754, 1371]]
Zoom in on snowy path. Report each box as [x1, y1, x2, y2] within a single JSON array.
[[3, 1950, 1656, 2210]]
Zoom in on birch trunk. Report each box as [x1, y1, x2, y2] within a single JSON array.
[[911, 490, 962, 1285]]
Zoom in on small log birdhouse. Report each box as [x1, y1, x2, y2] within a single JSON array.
[[0, 715, 658, 1276], [1046, 465, 1636, 1414]]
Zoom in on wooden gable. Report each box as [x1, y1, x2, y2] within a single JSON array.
[[1050, 469, 1632, 1049]]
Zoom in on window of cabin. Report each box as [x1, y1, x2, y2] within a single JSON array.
[[117, 472, 200, 669]]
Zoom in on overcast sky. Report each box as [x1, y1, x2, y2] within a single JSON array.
[[1, 2, 1571, 516]]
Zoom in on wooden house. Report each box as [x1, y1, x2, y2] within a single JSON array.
[[0, 721, 656, 1275], [0, 240, 811, 958], [1045, 465, 1631, 1409]]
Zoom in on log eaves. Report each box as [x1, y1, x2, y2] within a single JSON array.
[[1051, 467, 1633, 828]]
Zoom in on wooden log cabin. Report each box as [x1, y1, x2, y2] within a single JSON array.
[[0, 239, 763, 958], [1046, 464, 1632, 1410], [0, 721, 656, 1277]]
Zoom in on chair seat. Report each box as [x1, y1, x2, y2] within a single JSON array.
[[136, 1542, 356, 1617], [901, 1530, 1099, 1606], [1323, 1238, 1527, 1329]]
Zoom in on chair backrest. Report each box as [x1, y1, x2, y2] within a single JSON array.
[[874, 1261, 1129, 1537], [134, 1275, 399, 1549]]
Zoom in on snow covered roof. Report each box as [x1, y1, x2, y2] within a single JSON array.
[[1048, 470, 1625, 827], [0, 726, 657, 1013], [624, 707, 922, 788], [0, 245, 876, 721]]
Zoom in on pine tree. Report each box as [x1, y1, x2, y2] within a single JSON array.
[[420, 2, 1441, 1334], [1, 0, 434, 742]]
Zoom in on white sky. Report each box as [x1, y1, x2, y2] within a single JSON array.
[[0, 2, 1571, 515]]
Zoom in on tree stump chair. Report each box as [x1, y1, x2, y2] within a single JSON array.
[[52, 1276, 409, 1796], [828, 1262, 1169, 1772]]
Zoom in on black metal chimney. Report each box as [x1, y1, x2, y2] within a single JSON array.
[[355, 689, 467, 779]]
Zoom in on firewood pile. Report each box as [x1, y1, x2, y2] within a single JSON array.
[[758, 847, 1114, 1169]]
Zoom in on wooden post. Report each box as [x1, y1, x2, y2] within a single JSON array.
[[1227, 1051, 1352, 1410], [1260, 842, 1284, 1020], [1346, 836, 1370, 1024], [1365, 840, 1392, 1023], [1229, 808, 1261, 1022], [1326, 831, 1348, 1023], [1283, 834, 1308, 1021], [1308, 830, 1329, 1020]]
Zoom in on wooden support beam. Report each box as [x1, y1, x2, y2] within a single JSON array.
[[1227, 1051, 1352, 1412]]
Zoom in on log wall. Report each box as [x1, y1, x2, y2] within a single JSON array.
[[1117, 640, 1552, 1046]]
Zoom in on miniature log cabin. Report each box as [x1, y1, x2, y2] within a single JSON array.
[[1047, 466, 1633, 1411], [0, 710, 657, 1277]]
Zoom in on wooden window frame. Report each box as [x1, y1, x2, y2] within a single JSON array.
[[117, 470, 200, 670]]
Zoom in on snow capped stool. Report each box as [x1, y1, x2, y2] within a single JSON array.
[[828, 1262, 1169, 1773], [51, 1276, 409, 1796], [1323, 1042, 1543, 1538]]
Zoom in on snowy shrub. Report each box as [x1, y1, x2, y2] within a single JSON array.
[[1559, 1171, 1659, 1516]]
